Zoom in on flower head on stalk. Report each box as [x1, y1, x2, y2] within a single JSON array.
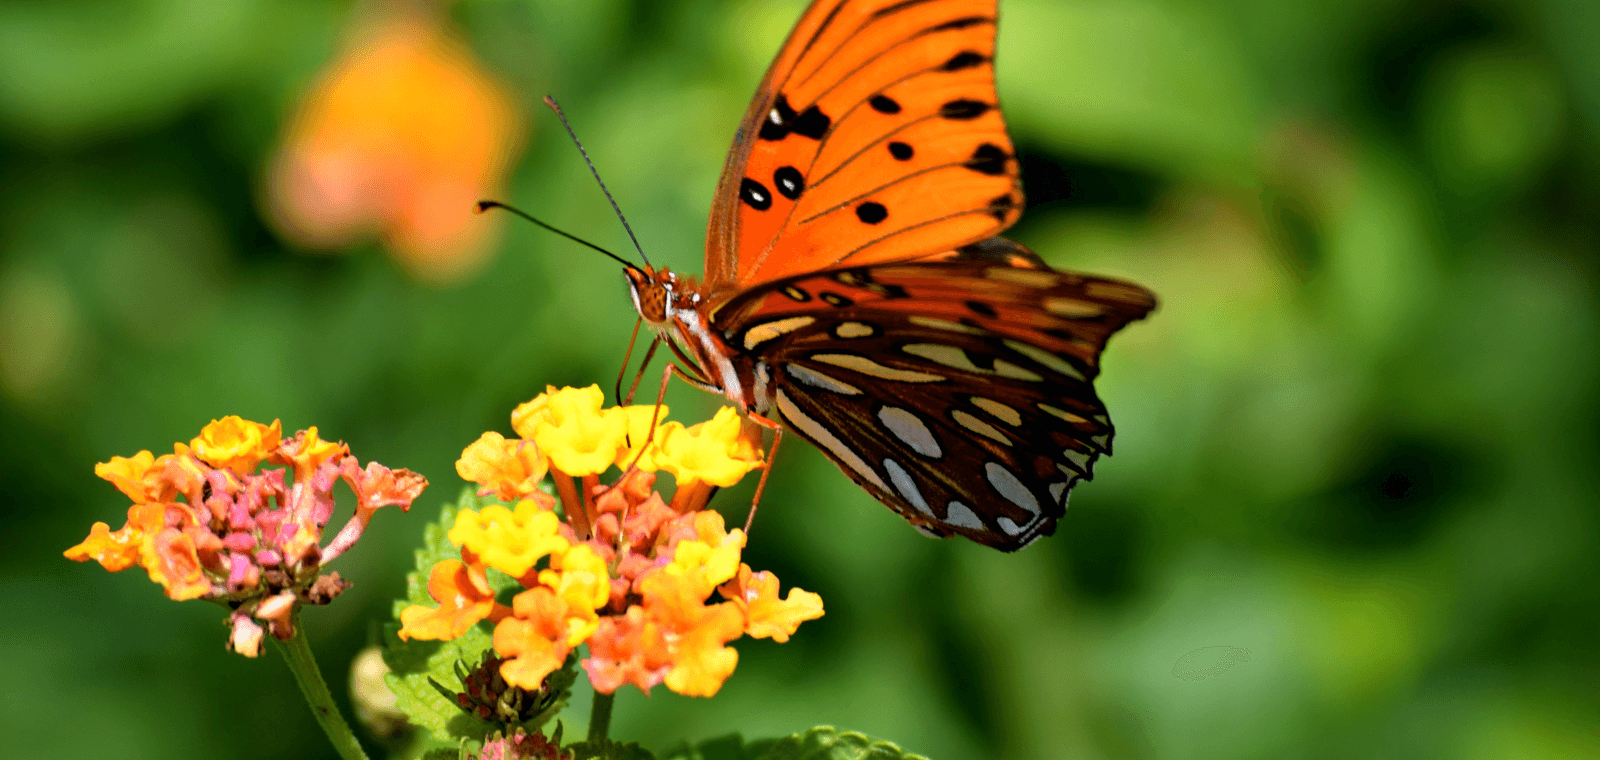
[[66, 417, 428, 656], [399, 386, 824, 699]]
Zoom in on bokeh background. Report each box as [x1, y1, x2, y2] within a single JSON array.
[[3, 0, 1597, 758]]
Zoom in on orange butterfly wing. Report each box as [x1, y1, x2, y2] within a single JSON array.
[[704, 0, 1020, 294]]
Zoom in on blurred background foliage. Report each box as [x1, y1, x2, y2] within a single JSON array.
[[2, 0, 1597, 758]]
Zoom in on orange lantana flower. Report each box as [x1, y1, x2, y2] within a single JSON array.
[[265, 9, 523, 284], [190, 416, 283, 474]]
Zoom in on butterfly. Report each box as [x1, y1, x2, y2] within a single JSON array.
[[617, 0, 1156, 551]]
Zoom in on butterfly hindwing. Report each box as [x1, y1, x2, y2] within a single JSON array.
[[706, 0, 1020, 292], [712, 254, 1156, 550]]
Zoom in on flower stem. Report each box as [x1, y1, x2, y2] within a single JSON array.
[[588, 689, 615, 744], [275, 623, 371, 760]]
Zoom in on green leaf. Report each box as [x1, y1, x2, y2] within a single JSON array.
[[660, 728, 926, 760], [382, 489, 524, 743]]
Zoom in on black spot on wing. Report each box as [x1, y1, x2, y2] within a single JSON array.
[[870, 95, 901, 114], [759, 94, 797, 141], [941, 51, 989, 71], [856, 202, 888, 224], [940, 99, 991, 120], [740, 178, 773, 210], [987, 194, 1018, 221], [965, 143, 1009, 175], [792, 105, 831, 139], [888, 141, 914, 160], [965, 300, 997, 317], [774, 166, 804, 200]]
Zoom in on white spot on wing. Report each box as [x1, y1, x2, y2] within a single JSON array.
[[775, 389, 887, 490], [813, 353, 944, 382], [985, 462, 1040, 514], [1049, 481, 1070, 503], [1004, 340, 1086, 381], [882, 458, 934, 517], [1062, 448, 1092, 473], [878, 406, 942, 457], [1042, 297, 1104, 317], [945, 501, 984, 530], [971, 397, 1022, 426], [785, 364, 862, 395], [951, 410, 1011, 445], [993, 359, 1043, 381], [743, 316, 816, 350], [834, 321, 875, 338], [986, 268, 1060, 288], [997, 516, 1025, 535], [1039, 404, 1088, 424]]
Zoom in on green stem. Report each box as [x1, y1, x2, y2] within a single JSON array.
[[275, 621, 371, 760], [588, 689, 615, 744]]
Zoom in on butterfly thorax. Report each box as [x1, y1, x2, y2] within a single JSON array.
[[623, 264, 763, 416]]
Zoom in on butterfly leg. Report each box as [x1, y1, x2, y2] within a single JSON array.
[[743, 413, 784, 534]]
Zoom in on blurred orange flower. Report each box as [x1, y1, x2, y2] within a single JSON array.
[[266, 9, 524, 283]]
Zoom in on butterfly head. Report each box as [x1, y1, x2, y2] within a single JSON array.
[[623, 264, 692, 326]]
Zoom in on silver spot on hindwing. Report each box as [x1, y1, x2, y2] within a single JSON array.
[[882, 458, 933, 517], [1004, 340, 1086, 381], [743, 316, 816, 350], [997, 516, 1025, 535], [834, 321, 876, 338], [813, 353, 945, 382], [785, 364, 862, 395], [1062, 447, 1092, 473], [878, 406, 942, 457], [774, 389, 887, 490], [951, 409, 1010, 445], [1049, 481, 1069, 503], [1039, 404, 1088, 424], [970, 397, 1022, 426], [985, 462, 1040, 514], [913, 524, 943, 538], [903, 343, 1042, 381], [945, 501, 984, 530]]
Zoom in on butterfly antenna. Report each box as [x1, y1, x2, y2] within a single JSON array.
[[474, 200, 636, 270], [543, 94, 651, 268]]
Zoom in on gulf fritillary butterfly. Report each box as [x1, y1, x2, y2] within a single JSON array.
[[615, 0, 1156, 551]]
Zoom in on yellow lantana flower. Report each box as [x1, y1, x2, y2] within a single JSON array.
[[190, 416, 283, 474], [646, 407, 762, 487], [666, 511, 745, 593], [514, 386, 623, 476], [447, 500, 567, 578], [537, 544, 611, 644]]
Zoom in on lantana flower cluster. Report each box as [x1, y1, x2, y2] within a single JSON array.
[[399, 385, 824, 697], [66, 417, 427, 656]]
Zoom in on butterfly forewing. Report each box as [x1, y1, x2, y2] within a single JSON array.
[[705, 0, 1020, 291], [712, 254, 1155, 550]]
